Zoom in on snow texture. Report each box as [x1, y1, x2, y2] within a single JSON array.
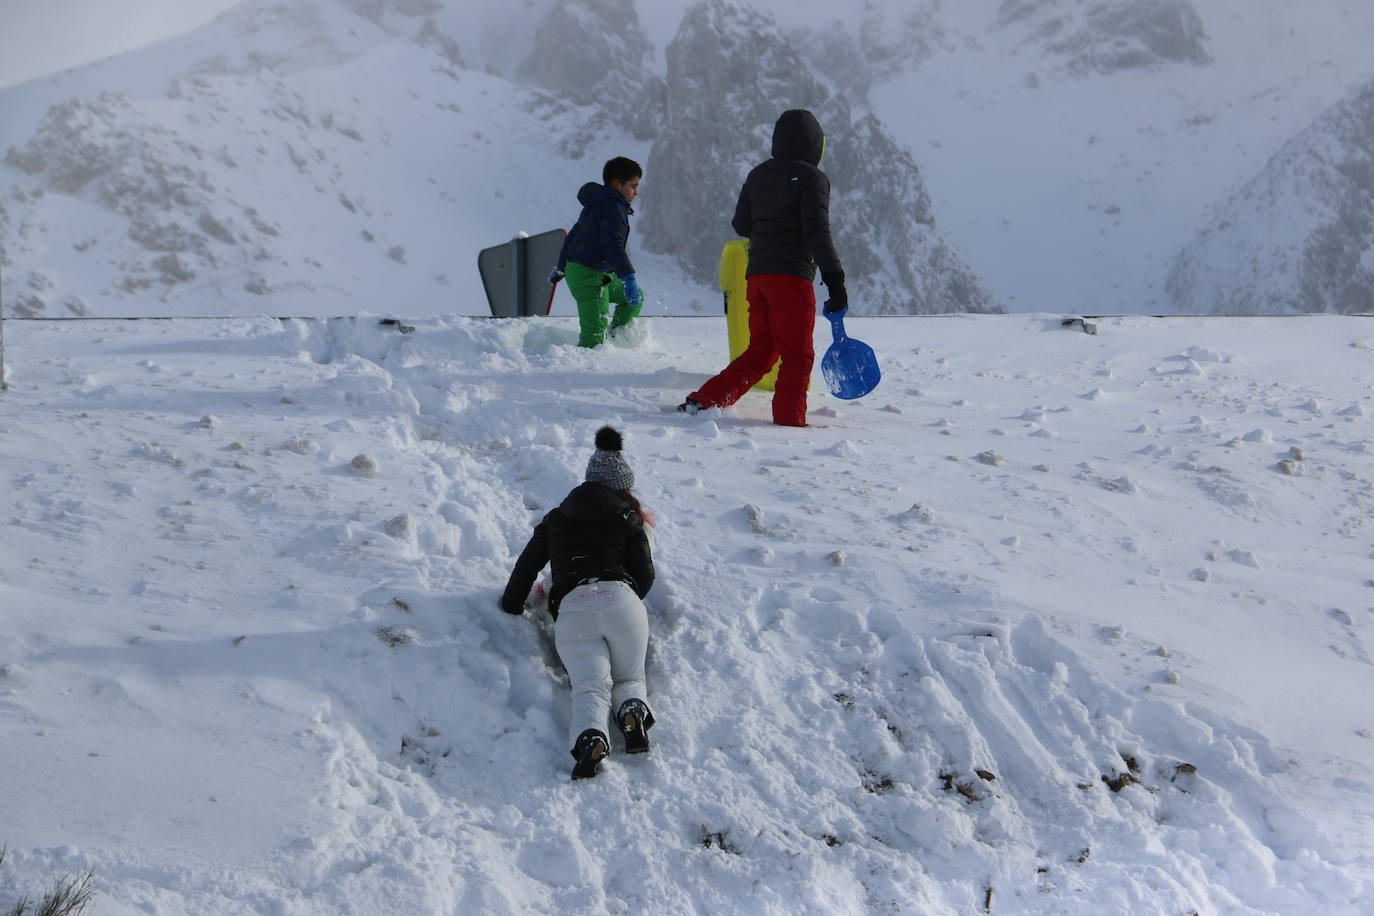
[[1, 313, 1372, 913], [3, 0, 1374, 318]]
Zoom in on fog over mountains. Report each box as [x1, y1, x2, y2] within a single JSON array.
[[997, 0, 1212, 75], [0, 0, 1371, 317], [1169, 78, 1374, 315]]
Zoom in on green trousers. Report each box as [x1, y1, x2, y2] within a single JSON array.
[[565, 261, 643, 348]]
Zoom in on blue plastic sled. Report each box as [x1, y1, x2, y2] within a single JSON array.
[[820, 308, 880, 400]]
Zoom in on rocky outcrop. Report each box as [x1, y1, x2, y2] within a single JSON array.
[[859, 0, 947, 71], [517, 0, 661, 139], [414, 18, 466, 72], [639, 0, 998, 314], [999, 0, 1210, 75], [803, 1, 947, 97], [0, 76, 369, 310], [335, 0, 441, 28], [825, 114, 994, 315], [1168, 79, 1374, 315], [4, 92, 229, 297]]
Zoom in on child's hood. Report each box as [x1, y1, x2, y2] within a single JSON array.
[[770, 109, 825, 166], [577, 181, 629, 209]]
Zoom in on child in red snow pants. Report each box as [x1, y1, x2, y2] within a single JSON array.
[[689, 273, 816, 427]]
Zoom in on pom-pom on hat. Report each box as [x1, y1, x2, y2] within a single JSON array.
[[585, 426, 635, 491]]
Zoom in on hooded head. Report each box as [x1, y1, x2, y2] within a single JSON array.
[[770, 109, 825, 166], [584, 426, 635, 491]]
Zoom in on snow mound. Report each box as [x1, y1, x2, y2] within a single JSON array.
[[0, 314, 1370, 912]]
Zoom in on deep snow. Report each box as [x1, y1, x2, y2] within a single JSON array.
[[1, 311, 1372, 914]]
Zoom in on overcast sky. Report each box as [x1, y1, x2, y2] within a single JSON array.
[[0, 0, 237, 87]]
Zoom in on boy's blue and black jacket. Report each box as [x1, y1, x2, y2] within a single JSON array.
[[557, 182, 635, 277]]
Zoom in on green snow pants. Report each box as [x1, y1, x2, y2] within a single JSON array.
[[564, 261, 643, 348]]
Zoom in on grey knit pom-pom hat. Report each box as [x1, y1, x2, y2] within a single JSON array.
[[585, 426, 635, 491]]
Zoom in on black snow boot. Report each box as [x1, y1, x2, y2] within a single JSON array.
[[570, 729, 609, 780], [617, 698, 655, 754], [676, 397, 703, 415]]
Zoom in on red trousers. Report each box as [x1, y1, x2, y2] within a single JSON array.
[[691, 274, 816, 427]]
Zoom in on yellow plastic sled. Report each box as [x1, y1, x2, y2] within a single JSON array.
[[719, 239, 780, 392]]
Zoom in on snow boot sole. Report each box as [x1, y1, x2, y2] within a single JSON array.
[[571, 730, 609, 780], [619, 707, 651, 755]]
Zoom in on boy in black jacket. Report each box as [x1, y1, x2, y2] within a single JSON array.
[[679, 109, 847, 426], [549, 157, 646, 348]]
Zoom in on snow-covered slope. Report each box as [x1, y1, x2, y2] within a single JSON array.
[[0, 0, 716, 320], [518, 0, 659, 141], [867, 0, 1374, 313], [1168, 77, 1374, 315], [2, 313, 1372, 912], [0, 0, 994, 320]]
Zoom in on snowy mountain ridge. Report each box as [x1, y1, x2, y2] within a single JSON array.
[[0, 0, 1003, 319], [1169, 77, 1374, 315], [0, 0, 681, 319], [996, 0, 1212, 76], [867, 0, 1374, 314], [2, 0, 1373, 318], [633, 0, 998, 314]]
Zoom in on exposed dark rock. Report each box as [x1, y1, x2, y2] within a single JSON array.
[[413, 17, 466, 70], [999, 0, 1211, 75], [518, 0, 660, 139]]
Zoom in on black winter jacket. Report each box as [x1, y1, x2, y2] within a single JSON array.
[[557, 182, 636, 278], [500, 482, 654, 618], [732, 109, 843, 281]]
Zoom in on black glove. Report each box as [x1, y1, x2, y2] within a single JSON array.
[[821, 271, 847, 313]]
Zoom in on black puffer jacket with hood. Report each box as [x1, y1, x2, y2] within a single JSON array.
[[500, 482, 654, 618], [731, 109, 843, 282]]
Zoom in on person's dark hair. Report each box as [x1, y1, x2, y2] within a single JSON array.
[[603, 156, 642, 185], [617, 488, 651, 527]]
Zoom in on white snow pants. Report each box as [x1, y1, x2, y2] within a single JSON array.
[[554, 580, 649, 749]]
